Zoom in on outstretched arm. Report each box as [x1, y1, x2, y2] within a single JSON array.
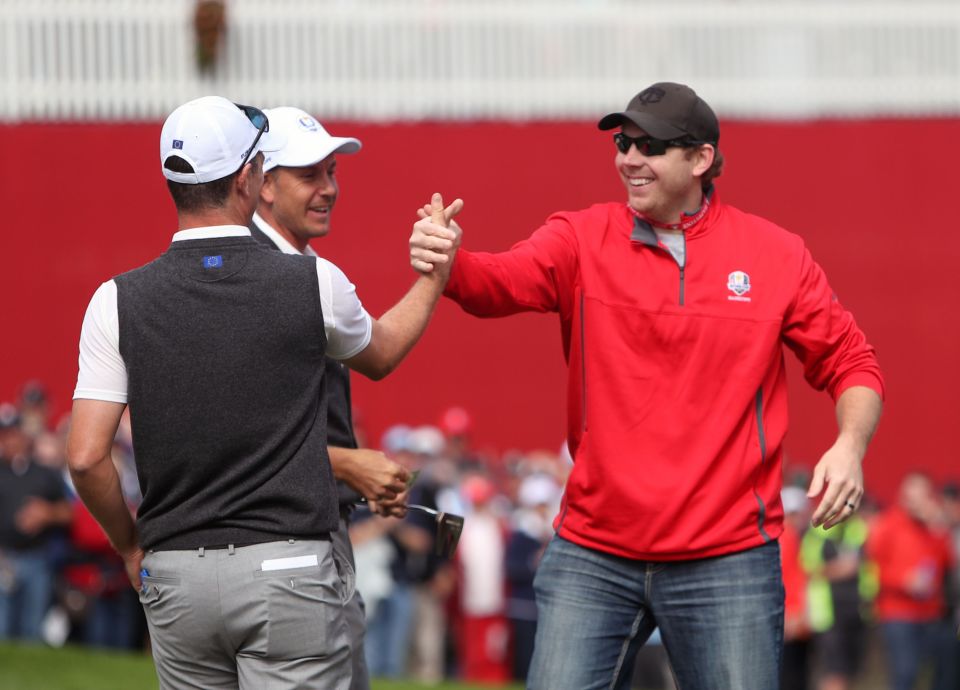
[[808, 385, 883, 529], [344, 193, 462, 380]]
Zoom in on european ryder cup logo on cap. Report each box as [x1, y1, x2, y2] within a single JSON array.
[[298, 116, 319, 132], [727, 271, 751, 302]]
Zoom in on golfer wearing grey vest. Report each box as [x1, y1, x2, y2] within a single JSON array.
[[66, 96, 462, 689]]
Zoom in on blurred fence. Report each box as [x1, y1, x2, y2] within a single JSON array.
[[2, 0, 960, 121]]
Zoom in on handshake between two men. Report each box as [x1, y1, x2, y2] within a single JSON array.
[[339, 193, 465, 520]]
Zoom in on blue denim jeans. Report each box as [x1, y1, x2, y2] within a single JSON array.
[[0, 549, 54, 642], [364, 582, 414, 678], [880, 620, 959, 690], [528, 536, 784, 690]]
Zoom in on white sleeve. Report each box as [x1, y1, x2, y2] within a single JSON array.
[[73, 280, 129, 403], [315, 258, 373, 360]]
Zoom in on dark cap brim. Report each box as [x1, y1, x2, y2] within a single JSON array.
[[597, 111, 688, 139]]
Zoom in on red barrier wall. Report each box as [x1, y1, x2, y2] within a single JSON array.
[[2, 119, 958, 502]]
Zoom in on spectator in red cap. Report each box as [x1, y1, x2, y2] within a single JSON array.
[[440, 406, 486, 470]]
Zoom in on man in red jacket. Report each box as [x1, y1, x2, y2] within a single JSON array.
[[408, 82, 884, 689]]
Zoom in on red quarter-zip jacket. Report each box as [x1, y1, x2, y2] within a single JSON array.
[[444, 196, 884, 560]]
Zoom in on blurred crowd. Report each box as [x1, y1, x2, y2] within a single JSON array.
[[1, 381, 144, 650], [779, 469, 960, 690], [0, 379, 570, 685], [2, 379, 959, 689]]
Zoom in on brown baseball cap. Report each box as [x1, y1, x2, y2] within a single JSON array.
[[598, 82, 719, 144]]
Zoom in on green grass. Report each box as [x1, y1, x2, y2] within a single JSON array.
[[0, 643, 523, 690], [0, 644, 158, 690]]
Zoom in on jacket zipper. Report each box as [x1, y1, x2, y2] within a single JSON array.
[[678, 232, 686, 306], [678, 266, 685, 306]]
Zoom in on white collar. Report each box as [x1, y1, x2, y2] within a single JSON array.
[[251, 213, 318, 257], [171, 225, 251, 242]]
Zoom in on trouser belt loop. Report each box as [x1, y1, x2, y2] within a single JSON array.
[[228, 544, 235, 556], [198, 547, 205, 558]]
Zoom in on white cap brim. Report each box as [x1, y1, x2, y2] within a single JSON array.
[[260, 106, 362, 173], [264, 136, 361, 172]]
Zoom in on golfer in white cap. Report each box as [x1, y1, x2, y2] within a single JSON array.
[[250, 106, 433, 690], [66, 96, 461, 689]]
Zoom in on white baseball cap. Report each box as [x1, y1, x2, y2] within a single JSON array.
[[160, 96, 284, 184], [262, 107, 361, 173]]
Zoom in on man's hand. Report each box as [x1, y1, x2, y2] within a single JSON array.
[[368, 489, 410, 519], [329, 447, 411, 505], [808, 439, 864, 529], [808, 385, 881, 530], [410, 192, 463, 275], [122, 545, 146, 592]]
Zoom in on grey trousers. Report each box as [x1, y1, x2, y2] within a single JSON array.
[[139, 538, 353, 690], [332, 515, 371, 690]]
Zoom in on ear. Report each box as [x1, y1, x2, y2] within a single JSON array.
[[692, 144, 715, 178], [259, 170, 276, 205], [235, 160, 257, 200]]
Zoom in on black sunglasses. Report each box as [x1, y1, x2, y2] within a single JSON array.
[[235, 102, 269, 171], [613, 132, 705, 156]]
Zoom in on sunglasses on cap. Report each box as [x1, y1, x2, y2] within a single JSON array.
[[613, 132, 705, 157], [235, 102, 269, 171]]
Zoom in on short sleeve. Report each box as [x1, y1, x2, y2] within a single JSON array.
[[315, 258, 373, 360], [73, 280, 129, 403]]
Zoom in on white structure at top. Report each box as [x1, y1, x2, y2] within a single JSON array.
[[2, 0, 959, 121]]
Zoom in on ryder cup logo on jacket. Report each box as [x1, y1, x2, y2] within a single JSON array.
[[727, 271, 752, 302]]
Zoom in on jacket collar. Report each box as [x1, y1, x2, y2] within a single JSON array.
[[629, 186, 720, 244]]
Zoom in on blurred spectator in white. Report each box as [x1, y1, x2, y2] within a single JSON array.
[[867, 472, 958, 690], [780, 486, 813, 690], [457, 474, 510, 683], [0, 402, 72, 642], [357, 504, 425, 679], [506, 472, 561, 681]]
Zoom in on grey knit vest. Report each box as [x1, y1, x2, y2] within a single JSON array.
[[247, 223, 362, 508], [114, 235, 338, 550]]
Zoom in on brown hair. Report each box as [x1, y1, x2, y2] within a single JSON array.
[[685, 145, 724, 190], [164, 155, 244, 212], [702, 148, 724, 189]]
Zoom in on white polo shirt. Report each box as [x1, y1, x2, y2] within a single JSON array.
[[74, 224, 373, 404]]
